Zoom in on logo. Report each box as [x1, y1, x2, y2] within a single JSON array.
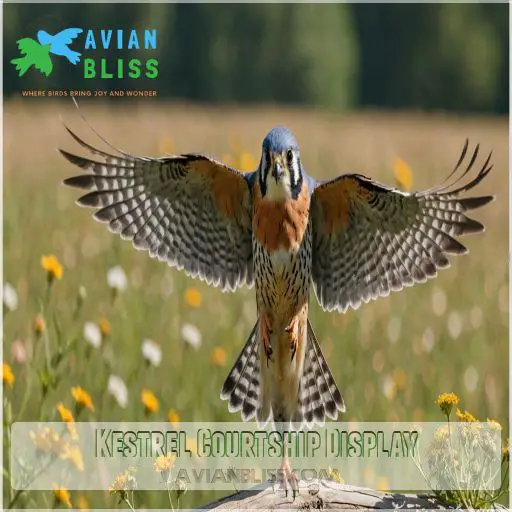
[[11, 28, 83, 77], [11, 28, 159, 80]]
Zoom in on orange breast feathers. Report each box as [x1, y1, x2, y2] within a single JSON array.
[[252, 180, 310, 253]]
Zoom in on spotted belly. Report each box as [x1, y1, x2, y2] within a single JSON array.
[[253, 223, 312, 327]]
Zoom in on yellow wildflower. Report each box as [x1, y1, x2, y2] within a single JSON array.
[[3, 362, 14, 387], [99, 317, 111, 337], [109, 467, 137, 498], [34, 314, 46, 335], [53, 485, 72, 508], [363, 465, 375, 485], [109, 472, 128, 494], [76, 495, 90, 510], [392, 367, 407, 390], [211, 346, 227, 367], [71, 386, 95, 412], [30, 427, 63, 454], [154, 453, 176, 473], [68, 423, 80, 442], [67, 446, 84, 471], [435, 392, 459, 417], [57, 402, 78, 440], [456, 408, 477, 422], [158, 136, 174, 154], [62, 443, 84, 471], [184, 287, 202, 308], [393, 157, 413, 191], [238, 152, 258, 172], [376, 476, 390, 491], [168, 409, 180, 429], [486, 418, 502, 431], [41, 254, 64, 281], [503, 438, 509, 461], [141, 389, 159, 414], [327, 467, 344, 484], [57, 402, 74, 422]]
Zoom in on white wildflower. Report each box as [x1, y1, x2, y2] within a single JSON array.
[[142, 339, 162, 367], [107, 266, 128, 292], [108, 375, 128, 408], [181, 324, 202, 350], [84, 322, 101, 348], [382, 374, 396, 400], [3, 283, 18, 311]]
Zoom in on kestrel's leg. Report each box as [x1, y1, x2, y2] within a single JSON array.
[[260, 313, 273, 363], [279, 456, 299, 499], [285, 317, 298, 361]]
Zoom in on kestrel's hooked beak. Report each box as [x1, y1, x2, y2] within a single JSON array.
[[271, 154, 285, 183]]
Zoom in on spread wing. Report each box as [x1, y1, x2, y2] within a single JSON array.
[[54, 28, 83, 45], [311, 140, 494, 313], [61, 126, 255, 291], [16, 38, 40, 55]]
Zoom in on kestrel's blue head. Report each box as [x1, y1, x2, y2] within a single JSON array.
[[259, 126, 302, 200]]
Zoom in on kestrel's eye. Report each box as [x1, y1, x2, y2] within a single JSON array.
[[286, 149, 294, 165]]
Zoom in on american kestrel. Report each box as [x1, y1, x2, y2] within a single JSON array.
[[61, 123, 493, 494]]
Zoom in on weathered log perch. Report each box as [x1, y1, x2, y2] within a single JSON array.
[[199, 479, 449, 510]]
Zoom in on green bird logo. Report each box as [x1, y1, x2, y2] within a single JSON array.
[[11, 38, 53, 77]]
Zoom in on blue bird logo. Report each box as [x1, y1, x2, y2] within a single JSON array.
[[36, 28, 83, 65]]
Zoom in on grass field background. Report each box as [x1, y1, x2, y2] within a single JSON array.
[[3, 99, 508, 509]]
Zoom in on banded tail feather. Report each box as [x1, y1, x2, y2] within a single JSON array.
[[221, 319, 345, 428], [220, 322, 261, 422], [299, 320, 345, 427]]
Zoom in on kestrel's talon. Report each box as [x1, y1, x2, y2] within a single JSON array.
[[278, 458, 299, 500], [284, 318, 295, 333], [260, 313, 273, 363]]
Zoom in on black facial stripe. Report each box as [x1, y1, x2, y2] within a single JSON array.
[[259, 150, 271, 196]]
